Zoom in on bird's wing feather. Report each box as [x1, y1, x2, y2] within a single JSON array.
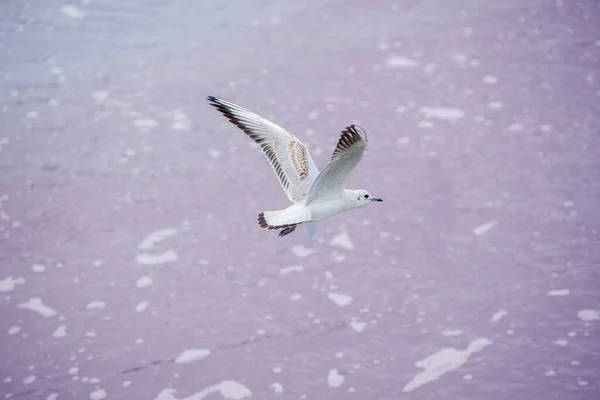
[[208, 96, 319, 203], [306, 125, 368, 203]]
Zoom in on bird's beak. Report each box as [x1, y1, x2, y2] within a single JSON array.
[[370, 197, 383, 202]]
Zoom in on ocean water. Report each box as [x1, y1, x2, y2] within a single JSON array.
[[1, 0, 599, 399]]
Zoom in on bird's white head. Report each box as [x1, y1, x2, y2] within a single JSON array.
[[346, 189, 383, 208]]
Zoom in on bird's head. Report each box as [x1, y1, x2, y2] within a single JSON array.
[[348, 189, 383, 208]]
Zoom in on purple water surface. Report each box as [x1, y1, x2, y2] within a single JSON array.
[[1, 0, 599, 399]]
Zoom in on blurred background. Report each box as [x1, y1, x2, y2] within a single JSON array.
[[1, 0, 599, 399]]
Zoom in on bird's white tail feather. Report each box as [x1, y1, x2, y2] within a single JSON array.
[[257, 207, 309, 231]]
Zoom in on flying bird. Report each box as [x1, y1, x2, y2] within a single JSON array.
[[207, 96, 382, 237]]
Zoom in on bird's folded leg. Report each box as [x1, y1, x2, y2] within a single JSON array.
[[278, 225, 297, 237]]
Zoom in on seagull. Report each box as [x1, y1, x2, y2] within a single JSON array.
[[207, 96, 383, 237]]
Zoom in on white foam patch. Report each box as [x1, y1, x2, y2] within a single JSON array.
[[49, 66, 64, 75], [451, 52, 468, 65], [279, 265, 303, 275], [483, 75, 498, 84], [491, 309, 508, 323], [385, 55, 419, 68], [330, 231, 354, 250], [269, 382, 283, 393], [208, 149, 222, 159], [322, 96, 351, 105], [0, 276, 25, 292], [350, 317, 367, 332], [154, 380, 252, 400], [554, 339, 568, 346], [61, 5, 86, 19], [442, 330, 463, 337], [488, 101, 503, 110], [53, 325, 67, 338], [90, 389, 107, 400], [327, 369, 345, 388], [47, 393, 59, 400], [136, 276, 153, 288], [420, 107, 464, 121], [331, 252, 346, 263], [175, 349, 211, 363], [136, 250, 179, 266], [171, 109, 191, 131], [508, 123, 523, 131], [107, 99, 132, 110], [547, 289, 570, 296], [423, 62, 437, 74], [8, 326, 21, 335], [23, 375, 36, 384], [307, 109, 319, 120], [133, 119, 158, 129], [291, 245, 316, 258], [135, 301, 149, 312], [86, 301, 107, 310], [92, 91, 109, 104], [17, 298, 57, 317], [0, 137, 9, 151], [138, 228, 178, 250], [403, 338, 492, 392], [473, 221, 498, 236], [32, 264, 46, 273], [328, 292, 353, 307], [577, 309, 600, 321]]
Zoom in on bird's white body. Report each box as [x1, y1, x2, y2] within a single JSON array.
[[208, 96, 382, 237], [267, 190, 355, 227], [306, 193, 350, 221]]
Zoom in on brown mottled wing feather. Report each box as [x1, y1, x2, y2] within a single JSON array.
[[306, 125, 368, 203], [208, 96, 319, 203]]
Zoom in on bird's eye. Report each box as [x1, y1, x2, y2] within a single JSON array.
[[364, 194, 369, 199]]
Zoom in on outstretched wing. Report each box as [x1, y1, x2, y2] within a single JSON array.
[[306, 125, 368, 203], [207, 96, 319, 203]]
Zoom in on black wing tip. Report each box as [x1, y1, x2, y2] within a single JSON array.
[[342, 124, 368, 141], [207, 96, 238, 120], [207, 95, 223, 107], [331, 124, 368, 158], [257, 212, 270, 230]]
